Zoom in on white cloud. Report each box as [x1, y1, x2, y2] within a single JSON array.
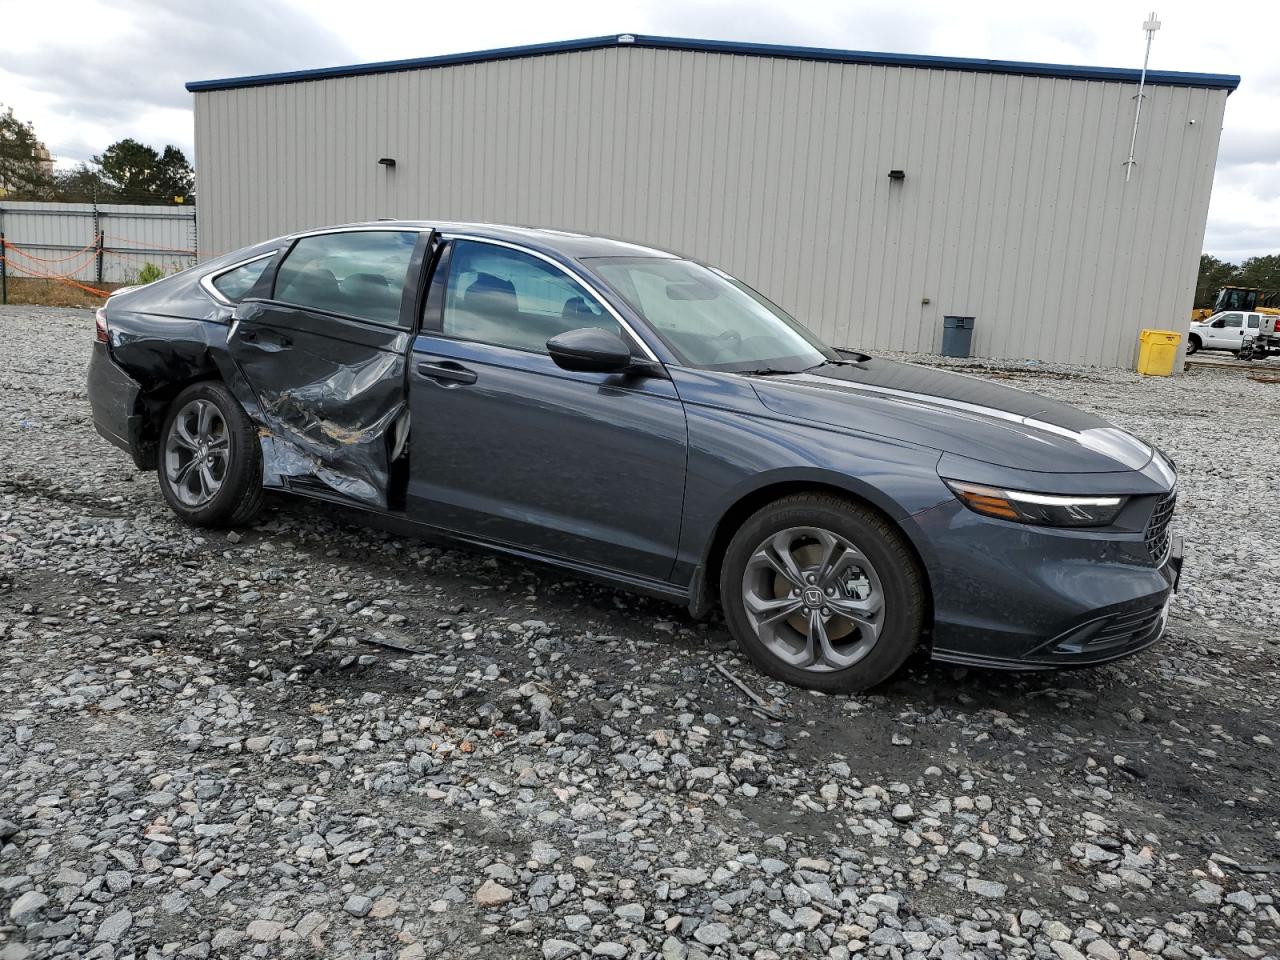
[[2, 0, 354, 164]]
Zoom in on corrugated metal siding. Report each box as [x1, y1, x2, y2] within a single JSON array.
[[194, 47, 1227, 367], [0, 201, 196, 284]]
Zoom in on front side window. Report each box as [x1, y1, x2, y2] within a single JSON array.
[[274, 231, 418, 326], [1222, 313, 1243, 328], [442, 240, 623, 353], [211, 255, 272, 302], [588, 256, 834, 373]]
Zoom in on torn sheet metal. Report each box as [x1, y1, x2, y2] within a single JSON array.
[[227, 312, 411, 509], [251, 351, 406, 508]]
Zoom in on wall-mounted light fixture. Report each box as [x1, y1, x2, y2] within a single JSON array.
[[887, 169, 906, 181], [378, 157, 397, 168]]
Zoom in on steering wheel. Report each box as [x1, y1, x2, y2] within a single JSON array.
[[715, 328, 742, 349]]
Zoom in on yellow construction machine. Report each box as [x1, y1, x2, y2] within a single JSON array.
[[1192, 286, 1280, 322]]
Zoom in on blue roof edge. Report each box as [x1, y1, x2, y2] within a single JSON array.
[[185, 33, 1241, 94]]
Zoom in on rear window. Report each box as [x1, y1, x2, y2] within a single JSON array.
[[274, 231, 418, 326], [211, 256, 272, 302]]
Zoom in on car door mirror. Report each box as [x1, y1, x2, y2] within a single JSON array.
[[547, 327, 635, 373], [1211, 319, 1224, 328]]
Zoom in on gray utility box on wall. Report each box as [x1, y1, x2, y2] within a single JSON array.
[[941, 316, 976, 358]]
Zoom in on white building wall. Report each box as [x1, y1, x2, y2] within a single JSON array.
[[193, 46, 1228, 367]]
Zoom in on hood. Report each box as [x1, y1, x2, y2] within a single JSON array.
[[750, 358, 1153, 474]]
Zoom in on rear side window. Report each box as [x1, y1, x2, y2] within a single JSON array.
[[441, 240, 622, 353], [1248, 314, 1260, 329], [211, 256, 272, 302], [274, 231, 417, 326]]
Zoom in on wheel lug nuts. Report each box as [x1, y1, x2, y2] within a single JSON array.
[[821, 607, 831, 616]]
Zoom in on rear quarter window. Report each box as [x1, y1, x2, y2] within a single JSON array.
[[211, 256, 273, 303]]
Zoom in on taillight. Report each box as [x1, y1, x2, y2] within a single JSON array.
[[95, 307, 109, 344]]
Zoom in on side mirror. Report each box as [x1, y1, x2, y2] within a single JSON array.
[[547, 327, 634, 374]]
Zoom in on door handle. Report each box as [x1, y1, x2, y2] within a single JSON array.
[[241, 330, 292, 348], [417, 361, 477, 385]]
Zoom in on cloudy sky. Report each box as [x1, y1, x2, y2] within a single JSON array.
[[3, 0, 1276, 261]]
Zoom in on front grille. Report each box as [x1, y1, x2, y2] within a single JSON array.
[[1145, 489, 1176, 565]]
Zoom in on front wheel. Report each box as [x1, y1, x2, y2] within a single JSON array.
[[719, 494, 926, 693], [1186, 336, 1200, 356], [157, 381, 263, 527]]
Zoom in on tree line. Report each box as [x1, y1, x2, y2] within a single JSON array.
[[1196, 254, 1280, 308], [1, 103, 194, 205]]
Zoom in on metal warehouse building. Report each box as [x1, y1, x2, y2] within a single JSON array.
[[187, 34, 1239, 368]]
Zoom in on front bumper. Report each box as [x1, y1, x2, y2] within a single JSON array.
[[87, 340, 150, 469], [917, 499, 1182, 670]]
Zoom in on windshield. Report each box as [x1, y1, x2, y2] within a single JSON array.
[[586, 257, 837, 372]]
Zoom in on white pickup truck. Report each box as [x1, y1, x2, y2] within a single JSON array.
[[1186, 311, 1267, 355]]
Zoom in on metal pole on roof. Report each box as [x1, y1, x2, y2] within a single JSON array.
[[1124, 12, 1161, 183]]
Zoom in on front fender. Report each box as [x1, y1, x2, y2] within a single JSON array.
[[673, 391, 952, 585]]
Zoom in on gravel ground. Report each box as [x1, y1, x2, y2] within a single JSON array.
[[1, 305, 1278, 960]]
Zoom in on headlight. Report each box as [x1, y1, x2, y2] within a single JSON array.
[[945, 480, 1126, 527]]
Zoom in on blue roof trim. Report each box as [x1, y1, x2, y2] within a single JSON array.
[[186, 33, 1241, 94]]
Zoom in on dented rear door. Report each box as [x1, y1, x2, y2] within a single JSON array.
[[225, 229, 433, 508]]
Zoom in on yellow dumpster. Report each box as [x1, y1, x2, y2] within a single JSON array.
[[1136, 329, 1182, 376]]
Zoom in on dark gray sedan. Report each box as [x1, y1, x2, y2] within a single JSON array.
[[87, 222, 1181, 691]]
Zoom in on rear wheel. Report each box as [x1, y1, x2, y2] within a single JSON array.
[[720, 494, 925, 693], [1186, 335, 1200, 356], [157, 381, 263, 527]]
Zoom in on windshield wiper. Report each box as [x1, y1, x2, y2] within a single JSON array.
[[807, 356, 870, 375], [740, 367, 797, 376]]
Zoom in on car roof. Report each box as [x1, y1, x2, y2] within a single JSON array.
[[295, 220, 684, 263]]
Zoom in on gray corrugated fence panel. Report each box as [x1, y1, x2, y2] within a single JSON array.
[[0, 201, 196, 284], [192, 46, 1226, 367]]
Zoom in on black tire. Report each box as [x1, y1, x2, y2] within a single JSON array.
[[1186, 336, 1200, 356], [719, 493, 926, 693], [156, 381, 263, 528]]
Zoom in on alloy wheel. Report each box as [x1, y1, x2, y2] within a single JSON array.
[[741, 526, 885, 672], [164, 399, 230, 507]]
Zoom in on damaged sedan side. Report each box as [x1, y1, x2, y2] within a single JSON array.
[[87, 219, 1181, 694], [89, 227, 434, 518]]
